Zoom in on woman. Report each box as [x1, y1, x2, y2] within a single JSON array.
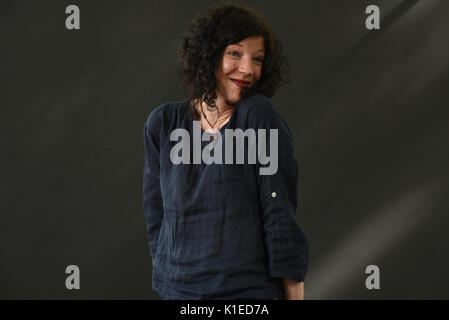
[[143, 4, 308, 300]]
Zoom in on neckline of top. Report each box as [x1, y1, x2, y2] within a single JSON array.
[[184, 99, 238, 134]]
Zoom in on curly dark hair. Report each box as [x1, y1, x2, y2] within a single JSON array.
[[178, 3, 289, 111]]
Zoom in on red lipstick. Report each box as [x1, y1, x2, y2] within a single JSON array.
[[230, 78, 250, 88]]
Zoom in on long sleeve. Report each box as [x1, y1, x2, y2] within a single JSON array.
[[143, 109, 165, 263], [248, 95, 309, 283]]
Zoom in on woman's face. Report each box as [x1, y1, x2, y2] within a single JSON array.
[[215, 36, 265, 106]]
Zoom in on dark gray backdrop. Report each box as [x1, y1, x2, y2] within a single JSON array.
[[1, 0, 448, 299]]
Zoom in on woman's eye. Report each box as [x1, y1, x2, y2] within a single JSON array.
[[254, 57, 264, 63], [228, 51, 240, 57]]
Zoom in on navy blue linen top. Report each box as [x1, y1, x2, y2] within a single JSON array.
[[143, 93, 308, 300]]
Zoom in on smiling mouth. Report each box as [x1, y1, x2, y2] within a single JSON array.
[[230, 78, 250, 88]]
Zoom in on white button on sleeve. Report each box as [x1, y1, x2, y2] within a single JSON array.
[[271, 192, 277, 198]]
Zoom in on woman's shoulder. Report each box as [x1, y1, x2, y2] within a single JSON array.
[[240, 94, 290, 133], [144, 99, 189, 128], [238, 93, 272, 114]]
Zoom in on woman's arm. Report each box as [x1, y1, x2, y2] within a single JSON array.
[[143, 109, 165, 262], [282, 278, 304, 300], [244, 94, 309, 297]]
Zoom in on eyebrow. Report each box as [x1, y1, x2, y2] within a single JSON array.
[[230, 44, 265, 53]]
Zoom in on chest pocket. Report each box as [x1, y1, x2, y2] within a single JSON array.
[[213, 164, 244, 183]]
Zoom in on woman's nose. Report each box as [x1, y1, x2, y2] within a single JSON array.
[[238, 57, 254, 77]]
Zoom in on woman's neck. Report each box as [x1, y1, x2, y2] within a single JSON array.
[[194, 97, 234, 131]]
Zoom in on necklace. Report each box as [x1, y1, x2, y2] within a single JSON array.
[[200, 103, 220, 141]]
